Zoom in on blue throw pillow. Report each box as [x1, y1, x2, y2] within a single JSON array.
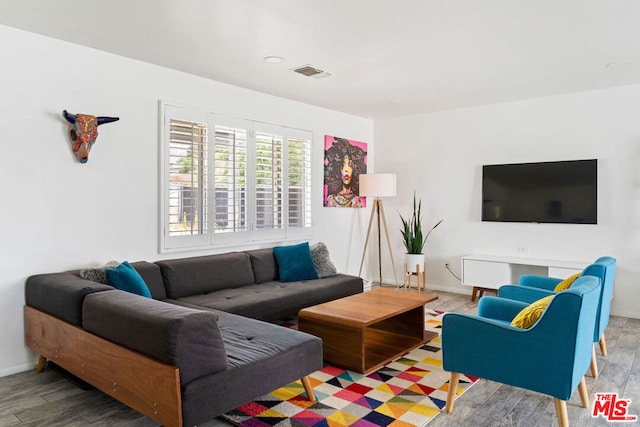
[[273, 242, 319, 282], [106, 261, 152, 298]]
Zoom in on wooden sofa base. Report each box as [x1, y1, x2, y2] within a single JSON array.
[[24, 306, 184, 427], [24, 306, 318, 427]]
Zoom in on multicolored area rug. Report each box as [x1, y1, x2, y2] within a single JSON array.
[[222, 309, 477, 427]]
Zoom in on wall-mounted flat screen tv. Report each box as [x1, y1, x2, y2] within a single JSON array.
[[482, 159, 597, 224]]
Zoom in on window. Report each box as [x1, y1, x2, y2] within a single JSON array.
[[287, 135, 312, 228], [255, 131, 283, 230], [160, 102, 313, 251], [167, 118, 208, 238], [213, 124, 248, 235]]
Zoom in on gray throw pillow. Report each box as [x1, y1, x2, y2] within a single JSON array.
[[310, 242, 337, 278], [80, 260, 120, 283]]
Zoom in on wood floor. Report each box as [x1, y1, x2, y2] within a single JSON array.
[[2, 289, 638, 426]]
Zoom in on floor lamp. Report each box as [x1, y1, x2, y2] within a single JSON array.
[[358, 173, 399, 287]]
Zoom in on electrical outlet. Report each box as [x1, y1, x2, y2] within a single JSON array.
[[517, 245, 529, 254]]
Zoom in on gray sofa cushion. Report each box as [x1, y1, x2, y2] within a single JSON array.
[[129, 261, 167, 300], [310, 242, 338, 278], [156, 252, 255, 299], [25, 273, 113, 326], [82, 290, 227, 385], [181, 309, 323, 426], [246, 248, 279, 284], [172, 274, 364, 321], [25, 263, 165, 326]]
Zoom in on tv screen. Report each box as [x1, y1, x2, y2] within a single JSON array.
[[482, 159, 597, 224]]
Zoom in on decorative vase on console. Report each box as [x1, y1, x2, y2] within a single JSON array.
[[399, 192, 442, 273]]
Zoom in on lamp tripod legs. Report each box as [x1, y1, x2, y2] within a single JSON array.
[[358, 198, 398, 287], [358, 200, 378, 278], [377, 200, 398, 287]]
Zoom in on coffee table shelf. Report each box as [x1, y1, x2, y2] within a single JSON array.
[[299, 288, 438, 374]]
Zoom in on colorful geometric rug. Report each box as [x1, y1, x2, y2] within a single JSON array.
[[222, 309, 477, 426]]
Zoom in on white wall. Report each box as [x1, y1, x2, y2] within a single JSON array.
[[0, 25, 374, 376], [375, 85, 640, 319], [5, 22, 638, 378]]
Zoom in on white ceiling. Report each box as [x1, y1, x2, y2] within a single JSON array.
[[2, 0, 640, 119]]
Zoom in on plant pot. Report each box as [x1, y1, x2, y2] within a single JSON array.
[[404, 253, 424, 273]]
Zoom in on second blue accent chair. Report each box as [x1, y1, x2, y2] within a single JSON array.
[[498, 256, 616, 378], [442, 276, 601, 427]]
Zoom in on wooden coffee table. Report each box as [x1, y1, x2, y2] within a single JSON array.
[[298, 288, 438, 374]]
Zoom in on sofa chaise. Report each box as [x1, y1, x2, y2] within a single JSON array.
[[24, 245, 363, 426]]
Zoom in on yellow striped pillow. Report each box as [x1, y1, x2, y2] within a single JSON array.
[[510, 296, 554, 329], [553, 272, 581, 292]]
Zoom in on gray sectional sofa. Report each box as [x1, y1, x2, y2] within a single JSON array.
[[24, 246, 363, 427]]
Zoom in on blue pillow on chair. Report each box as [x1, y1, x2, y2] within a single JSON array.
[[106, 261, 152, 298], [273, 242, 319, 282]]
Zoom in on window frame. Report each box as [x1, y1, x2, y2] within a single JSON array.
[[159, 101, 314, 253], [160, 104, 210, 250]]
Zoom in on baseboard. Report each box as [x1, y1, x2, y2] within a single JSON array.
[[423, 284, 471, 295], [380, 280, 640, 320], [0, 362, 34, 378], [610, 309, 640, 320], [379, 281, 472, 296]]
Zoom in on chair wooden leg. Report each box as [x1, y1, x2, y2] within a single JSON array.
[[590, 346, 598, 378], [578, 377, 589, 408], [445, 372, 461, 413], [554, 398, 569, 427], [599, 334, 607, 356], [301, 376, 316, 402], [36, 355, 46, 373]]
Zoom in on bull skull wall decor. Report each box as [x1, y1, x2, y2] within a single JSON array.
[[62, 110, 119, 163]]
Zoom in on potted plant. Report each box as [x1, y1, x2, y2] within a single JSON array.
[[399, 192, 443, 272]]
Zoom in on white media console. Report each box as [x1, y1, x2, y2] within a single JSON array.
[[461, 254, 588, 301]]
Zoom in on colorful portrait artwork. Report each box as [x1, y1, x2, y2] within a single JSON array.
[[324, 135, 367, 208]]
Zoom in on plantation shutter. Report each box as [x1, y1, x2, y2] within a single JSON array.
[[169, 119, 207, 236], [255, 131, 284, 230], [161, 104, 211, 250], [160, 102, 313, 252], [287, 135, 312, 228], [213, 124, 248, 235], [168, 118, 208, 237]]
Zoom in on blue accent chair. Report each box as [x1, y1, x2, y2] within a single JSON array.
[[442, 276, 601, 427], [498, 256, 616, 378]]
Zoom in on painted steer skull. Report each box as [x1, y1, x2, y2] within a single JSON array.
[[63, 110, 119, 163]]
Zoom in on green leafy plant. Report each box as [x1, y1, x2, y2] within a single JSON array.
[[399, 193, 443, 254]]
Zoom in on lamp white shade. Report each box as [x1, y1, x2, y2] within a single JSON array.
[[359, 173, 397, 197]]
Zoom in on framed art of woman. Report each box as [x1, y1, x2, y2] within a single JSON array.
[[324, 136, 367, 208]]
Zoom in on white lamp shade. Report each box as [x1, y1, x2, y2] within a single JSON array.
[[359, 173, 397, 197]]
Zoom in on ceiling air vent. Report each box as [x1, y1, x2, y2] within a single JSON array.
[[292, 64, 332, 79]]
